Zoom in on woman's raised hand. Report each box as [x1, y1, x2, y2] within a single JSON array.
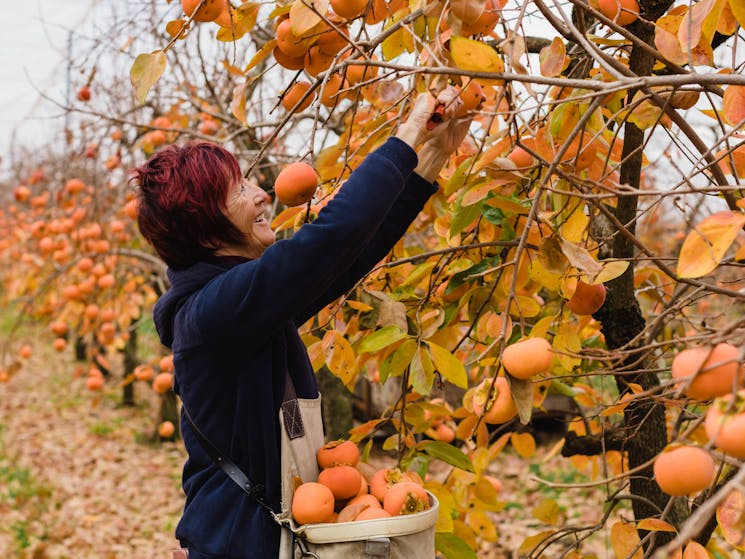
[[395, 86, 467, 150]]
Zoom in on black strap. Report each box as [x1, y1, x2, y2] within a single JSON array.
[[181, 402, 277, 515]]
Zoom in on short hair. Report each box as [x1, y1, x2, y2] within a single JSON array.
[[130, 142, 246, 269]]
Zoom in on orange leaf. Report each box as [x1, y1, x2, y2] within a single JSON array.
[[677, 210, 745, 278], [678, 0, 716, 50], [610, 521, 643, 559], [510, 431, 535, 458], [539, 37, 568, 77], [716, 144, 745, 177], [682, 541, 712, 559], [723, 85, 745, 126], [718, 0, 738, 34], [637, 518, 676, 532], [655, 14, 687, 65], [716, 489, 745, 550], [165, 19, 188, 40]]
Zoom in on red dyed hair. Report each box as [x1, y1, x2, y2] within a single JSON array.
[[130, 141, 245, 269]]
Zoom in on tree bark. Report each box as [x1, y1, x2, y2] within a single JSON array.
[[121, 319, 138, 407], [592, 9, 690, 550], [318, 366, 354, 441]]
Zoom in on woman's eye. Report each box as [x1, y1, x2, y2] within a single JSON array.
[[240, 184, 246, 193]]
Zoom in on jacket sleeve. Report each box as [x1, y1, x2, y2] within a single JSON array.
[[191, 137, 419, 345], [294, 173, 437, 326]]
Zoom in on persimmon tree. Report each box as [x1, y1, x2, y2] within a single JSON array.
[[3, 0, 745, 556]]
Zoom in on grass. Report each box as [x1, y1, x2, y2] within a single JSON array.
[[0, 424, 53, 555]]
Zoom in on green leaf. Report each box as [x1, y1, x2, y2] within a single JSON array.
[[420, 440, 475, 472], [450, 196, 482, 239], [130, 51, 167, 104], [379, 338, 417, 383], [435, 532, 478, 559], [358, 325, 409, 353], [427, 342, 468, 388]]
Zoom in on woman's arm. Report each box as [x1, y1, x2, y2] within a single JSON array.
[[294, 172, 437, 325], [294, 91, 475, 324]]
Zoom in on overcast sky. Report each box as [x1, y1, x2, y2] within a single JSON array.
[[1, 0, 95, 165]]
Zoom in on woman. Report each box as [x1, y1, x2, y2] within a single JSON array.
[[132, 88, 469, 559]]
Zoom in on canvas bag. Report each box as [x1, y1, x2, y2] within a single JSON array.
[[276, 383, 439, 559]]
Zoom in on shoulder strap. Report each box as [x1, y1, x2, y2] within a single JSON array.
[[180, 402, 278, 515]]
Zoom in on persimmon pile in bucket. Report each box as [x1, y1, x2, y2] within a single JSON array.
[[291, 439, 430, 525]]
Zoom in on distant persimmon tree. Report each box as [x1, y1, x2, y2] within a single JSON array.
[[3, 0, 745, 556]]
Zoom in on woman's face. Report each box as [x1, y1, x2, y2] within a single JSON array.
[[224, 176, 276, 257]]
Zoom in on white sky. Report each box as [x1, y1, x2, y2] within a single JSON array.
[[0, 0, 95, 163]]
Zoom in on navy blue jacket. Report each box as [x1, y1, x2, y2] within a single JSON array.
[[152, 137, 437, 558]]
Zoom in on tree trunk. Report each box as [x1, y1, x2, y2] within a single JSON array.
[[318, 366, 354, 441], [121, 320, 138, 407], [593, 8, 690, 550]]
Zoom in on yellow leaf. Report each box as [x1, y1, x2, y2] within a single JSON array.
[[382, 10, 414, 60], [610, 521, 643, 559], [718, 0, 738, 34], [410, 345, 435, 395], [507, 295, 542, 318], [539, 37, 568, 77], [130, 51, 167, 104], [322, 330, 356, 387], [594, 260, 629, 283], [290, 0, 327, 36], [531, 498, 562, 525], [677, 210, 745, 278], [557, 195, 589, 243], [449, 36, 504, 85], [244, 39, 276, 73], [484, 195, 531, 215], [427, 341, 468, 388], [636, 518, 676, 532], [511, 431, 536, 458], [466, 509, 497, 542], [519, 531, 557, 555], [627, 95, 666, 131], [217, 3, 259, 41], [730, 0, 745, 29], [553, 324, 582, 371], [423, 483, 456, 532], [346, 300, 374, 312], [473, 475, 500, 506]]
